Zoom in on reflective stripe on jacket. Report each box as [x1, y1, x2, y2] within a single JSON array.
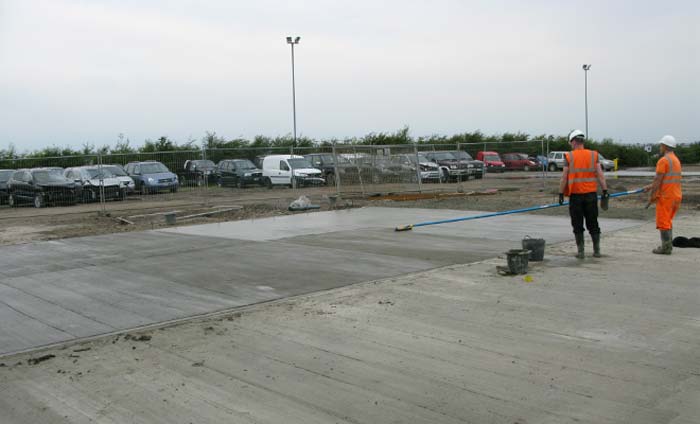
[[565, 149, 599, 195], [658, 153, 682, 200]]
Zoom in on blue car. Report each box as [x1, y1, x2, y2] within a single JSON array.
[[124, 161, 179, 194]]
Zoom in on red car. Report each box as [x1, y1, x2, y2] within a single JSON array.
[[501, 153, 537, 171], [476, 151, 506, 172]]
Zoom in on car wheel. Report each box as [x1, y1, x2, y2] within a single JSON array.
[[34, 194, 45, 208], [236, 179, 244, 189], [8, 194, 15, 207], [548, 163, 558, 172], [265, 177, 273, 189], [326, 173, 335, 187], [217, 178, 223, 188], [140, 184, 149, 195], [523, 166, 530, 172]]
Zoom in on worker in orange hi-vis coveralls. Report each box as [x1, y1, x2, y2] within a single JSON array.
[[644, 135, 682, 255]]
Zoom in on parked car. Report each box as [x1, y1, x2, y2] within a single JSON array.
[[304, 153, 373, 186], [529, 155, 548, 169], [124, 161, 179, 194], [359, 156, 404, 183], [547, 151, 568, 171], [501, 153, 537, 171], [599, 154, 615, 172], [261, 155, 324, 188], [7, 168, 80, 208], [423, 151, 469, 181], [215, 159, 264, 188], [64, 166, 128, 202], [476, 151, 506, 172], [390, 154, 441, 182], [179, 160, 216, 186], [440, 150, 484, 178], [0, 169, 14, 204], [101, 165, 136, 193]]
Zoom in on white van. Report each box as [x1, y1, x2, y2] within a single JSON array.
[[262, 155, 324, 187]]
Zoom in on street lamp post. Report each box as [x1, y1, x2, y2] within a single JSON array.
[[286, 36, 301, 148], [582, 64, 591, 139]]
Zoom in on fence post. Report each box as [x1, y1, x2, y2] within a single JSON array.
[[98, 154, 106, 215], [352, 145, 365, 197], [331, 142, 341, 196], [413, 143, 423, 193]]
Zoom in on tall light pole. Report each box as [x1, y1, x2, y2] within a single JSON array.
[[286, 36, 301, 148], [582, 64, 591, 140]]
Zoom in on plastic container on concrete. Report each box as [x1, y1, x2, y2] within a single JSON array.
[[522, 236, 545, 261], [506, 249, 530, 274]]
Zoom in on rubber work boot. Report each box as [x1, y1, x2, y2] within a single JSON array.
[[653, 230, 673, 255], [591, 233, 601, 258], [575, 233, 585, 259]]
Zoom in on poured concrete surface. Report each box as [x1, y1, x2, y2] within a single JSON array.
[[0, 207, 640, 356], [1, 216, 698, 423]]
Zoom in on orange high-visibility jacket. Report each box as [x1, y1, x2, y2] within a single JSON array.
[[656, 153, 682, 200], [564, 149, 599, 195]]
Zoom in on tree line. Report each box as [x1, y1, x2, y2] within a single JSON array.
[[1, 127, 698, 167]]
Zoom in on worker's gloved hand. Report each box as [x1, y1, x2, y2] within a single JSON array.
[[601, 190, 609, 211], [558, 193, 564, 205]]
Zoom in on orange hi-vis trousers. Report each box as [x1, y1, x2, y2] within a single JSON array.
[[656, 197, 681, 230]]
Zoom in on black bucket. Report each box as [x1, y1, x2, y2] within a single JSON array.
[[506, 249, 530, 274], [522, 235, 545, 261]]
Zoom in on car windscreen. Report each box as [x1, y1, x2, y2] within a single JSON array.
[[103, 166, 128, 176], [451, 151, 473, 160], [392, 155, 415, 164], [0, 170, 14, 182], [431, 152, 457, 160], [84, 168, 108, 179], [140, 163, 169, 174], [485, 155, 500, 161], [517, 154, 529, 159], [192, 160, 215, 170], [287, 158, 314, 168], [233, 160, 257, 170], [32, 171, 71, 183]]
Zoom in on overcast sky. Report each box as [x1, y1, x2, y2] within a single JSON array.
[[1, 0, 698, 151]]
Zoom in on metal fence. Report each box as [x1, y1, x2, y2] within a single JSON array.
[[0, 140, 557, 215]]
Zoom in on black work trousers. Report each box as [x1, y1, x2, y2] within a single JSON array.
[[569, 192, 600, 235]]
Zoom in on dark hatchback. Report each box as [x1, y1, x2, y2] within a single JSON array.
[[0, 169, 14, 204], [7, 169, 80, 208], [179, 159, 217, 186], [215, 159, 264, 188]]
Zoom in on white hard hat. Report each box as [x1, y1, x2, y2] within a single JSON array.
[[658, 135, 677, 148], [568, 129, 585, 142]]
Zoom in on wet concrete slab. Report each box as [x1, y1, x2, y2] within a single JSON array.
[[0, 207, 641, 356], [2, 215, 698, 424]]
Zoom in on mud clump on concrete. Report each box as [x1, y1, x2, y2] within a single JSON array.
[[27, 354, 56, 365], [124, 334, 152, 342]]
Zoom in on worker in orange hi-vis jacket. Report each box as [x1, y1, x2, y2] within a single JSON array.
[[644, 135, 682, 254], [559, 130, 609, 259]]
